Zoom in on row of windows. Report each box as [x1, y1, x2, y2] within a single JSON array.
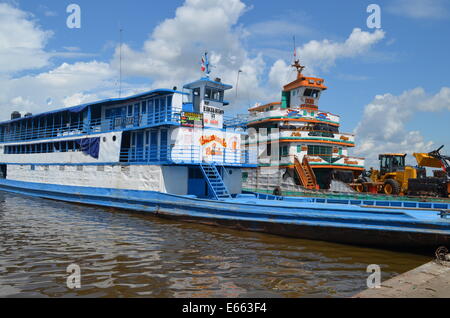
[[266, 144, 340, 158], [105, 96, 173, 120], [291, 89, 320, 98], [192, 87, 224, 102], [5, 139, 87, 155], [307, 145, 332, 156]]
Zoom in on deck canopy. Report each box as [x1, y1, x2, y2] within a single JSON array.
[[0, 88, 187, 126]]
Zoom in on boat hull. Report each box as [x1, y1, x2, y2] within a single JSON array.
[[0, 179, 448, 250]]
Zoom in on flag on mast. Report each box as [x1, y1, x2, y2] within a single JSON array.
[[201, 52, 210, 76]]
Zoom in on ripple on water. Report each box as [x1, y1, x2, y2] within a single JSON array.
[[0, 192, 430, 298]]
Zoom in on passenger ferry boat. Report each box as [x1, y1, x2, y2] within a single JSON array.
[[0, 74, 252, 199], [242, 59, 365, 195], [0, 54, 448, 250]]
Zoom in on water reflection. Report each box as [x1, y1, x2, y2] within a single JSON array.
[[0, 192, 429, 298]]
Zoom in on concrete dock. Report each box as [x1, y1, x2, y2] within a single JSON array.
[[354, 261, 450, 298]]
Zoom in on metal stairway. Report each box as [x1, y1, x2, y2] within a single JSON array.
[[294, 156, 319, 190], [199, 163, 232, 200]]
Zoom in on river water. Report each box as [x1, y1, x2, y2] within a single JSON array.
[[0, 192, 430, 298]]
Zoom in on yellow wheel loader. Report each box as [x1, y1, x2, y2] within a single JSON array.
[[355, 146, 450, 197]]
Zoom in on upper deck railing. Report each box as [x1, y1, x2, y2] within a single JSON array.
[[119, 145, 254, 167], [0, 109, 181, 144]]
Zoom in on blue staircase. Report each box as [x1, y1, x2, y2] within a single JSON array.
[[199, 163, 232, 200]]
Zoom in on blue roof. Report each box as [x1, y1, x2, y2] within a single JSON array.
[[0, 88, 187, 126], [183, 77, 232, 90]]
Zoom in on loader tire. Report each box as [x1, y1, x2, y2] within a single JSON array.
[[355, 179, 368, 193], [384, 179, 401, 195]]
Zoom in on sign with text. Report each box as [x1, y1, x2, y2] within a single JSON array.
[[180, 112, 203, 128], [202, 106, 224, 129]]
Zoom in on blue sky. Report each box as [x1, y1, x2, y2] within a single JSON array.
[[0, 0, 449, 166]]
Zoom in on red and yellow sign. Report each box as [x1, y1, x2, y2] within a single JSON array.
[[199, 135, 227, 147]]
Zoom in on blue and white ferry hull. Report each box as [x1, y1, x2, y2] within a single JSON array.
[[0, 178, 448, 250]]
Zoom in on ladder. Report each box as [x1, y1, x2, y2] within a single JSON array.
[[199, 163, 232, 200], [294, 156, 319, 190]]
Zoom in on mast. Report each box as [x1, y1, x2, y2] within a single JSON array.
[[119, 25, 123, 98], [292, 36, 306, 78]]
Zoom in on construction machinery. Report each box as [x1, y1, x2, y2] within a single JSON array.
[[354, 146, 450, 197]]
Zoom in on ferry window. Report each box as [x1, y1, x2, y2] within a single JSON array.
[[205, 88, 223, 102], [147, 99, 153, 114], [167, 95, 172, 107], [160, 97, 166, 115], [304, 89, 320, 98], [127, 105, 133, 116], [113, 135, 117, 142], [212, 90, 221, 101], [141, 101, 147, 114], [205, 88, 211, 99], [308, 145, 332, 156], [134, 104, 140, 117], [155, 98, 160, 113]]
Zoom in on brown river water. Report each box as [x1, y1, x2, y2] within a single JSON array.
[[0, 192, 430, 298]]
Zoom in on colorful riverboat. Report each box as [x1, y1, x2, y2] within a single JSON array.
[[0, 55, 448, 250]]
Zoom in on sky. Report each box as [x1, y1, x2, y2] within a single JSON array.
[[0, 0, 449, 167]]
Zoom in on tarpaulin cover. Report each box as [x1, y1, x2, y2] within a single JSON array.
[[77, 137, 100, 159]]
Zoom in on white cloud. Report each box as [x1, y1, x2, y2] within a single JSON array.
[[387, 0, 449, 19], [353, 87, 450, 167], [267, 28, 385, 90], [298, 28, 385, 73], [0, 3, 52, 74], [111, 0, 276, 112], [246, 19, 313, 38], [0, 1, 387, 121], [0, 61, 118, 116]]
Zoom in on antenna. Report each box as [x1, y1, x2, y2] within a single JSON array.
[[119, 25, 123, 98], [293, 35, 296, 62], [291, 35, 305, 76], [235, 69, 242, 98]]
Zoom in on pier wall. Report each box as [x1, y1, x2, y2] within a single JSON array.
[[354, 261, 450, 298]]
